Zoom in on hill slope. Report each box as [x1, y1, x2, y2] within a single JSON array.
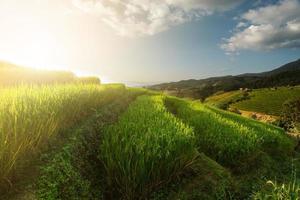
[[232, 86, 300, 116], [205, 86, 300, 116], [0, 61, 100, 86], [149, 59, 300, 100]]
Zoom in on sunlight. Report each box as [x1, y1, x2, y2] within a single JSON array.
[[0, 30, 64, 71]]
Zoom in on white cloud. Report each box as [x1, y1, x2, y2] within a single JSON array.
[[72, 0, 243, 36], [221, 0, 300, 54]]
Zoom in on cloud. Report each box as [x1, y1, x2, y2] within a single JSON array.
[[72, 0, 243, 37], [221, 0, 300, 54]]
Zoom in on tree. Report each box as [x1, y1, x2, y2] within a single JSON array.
[[279, 99, 300, 132]]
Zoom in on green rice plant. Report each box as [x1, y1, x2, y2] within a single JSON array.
[[165, 96, 294, 166], [36, 88, 145, 200], [205, 90, 245, 109], [253, 160, 300, 200], [254, 180, 300, 200], [101, 95, 198, 199], [0, 83, 126, 188]]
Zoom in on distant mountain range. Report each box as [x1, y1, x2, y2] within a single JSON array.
[[149, 59, 300, 100]]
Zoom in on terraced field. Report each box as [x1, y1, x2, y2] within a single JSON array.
[[206, 86, 300, 116], [205, 90, 245, 109], [0, 86, 299, 200], [232, 86, 300, 116]]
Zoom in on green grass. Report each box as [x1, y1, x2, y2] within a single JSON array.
[[165, 96, 295, 166], [36, 91, 142, 200], [101, 95, 198, 199], [232, 86, 300, 116], [253, 171, 300, 200], [205, 90, 244, 109], [0, 83, 298, 200], [0, 83, 126, 188]]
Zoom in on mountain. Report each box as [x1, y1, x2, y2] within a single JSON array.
[[149, 59, 300, 100]]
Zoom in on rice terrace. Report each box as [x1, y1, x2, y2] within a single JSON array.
[[0, 0, 300, 199]]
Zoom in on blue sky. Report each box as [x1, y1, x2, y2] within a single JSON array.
[[0, 0, 299, 83]]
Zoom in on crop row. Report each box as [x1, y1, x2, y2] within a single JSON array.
[[101, 95, 198, 199], [0, 83, 126, 187], [165, 96, 294, 166]]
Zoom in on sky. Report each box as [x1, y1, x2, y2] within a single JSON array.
[[0, 0, 299, 84]]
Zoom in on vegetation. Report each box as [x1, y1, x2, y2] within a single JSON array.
[[0, 83, 125, 190], [232, 86, 300, 116], [253, 167, 300, 200], [0, 61, 100, 86], [0, 65, 299, 199], [254, 180, 300, 200], [205, 90, 247, 109], [150, 59, 300, 100], [36, 91, 141, 200], [165, 96, 294, 166], [279, 99, 300, 132], [101, 95, 198, 199], [76, 76, 101, 85]]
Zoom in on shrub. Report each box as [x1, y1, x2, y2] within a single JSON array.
[[279, 99, 300, 132]]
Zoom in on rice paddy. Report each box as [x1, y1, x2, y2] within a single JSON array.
[[0, 85, 299, 199]]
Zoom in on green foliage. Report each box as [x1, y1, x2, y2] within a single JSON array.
[[164, 153, 234, 200], [0, 84, 126, 189], [0, 62, 78, 86], [37, 142, 92, 200], [279, 99, 300, 132], [165, 96, 294, 166], [253, 169, 300, 200], [36, 88, 145, 200], [76, 77, 101, 85], [150, 59, 300, 100], [232, 87, 300, 116], [101, 95, 198, 199], [205, 90, 247, 109]]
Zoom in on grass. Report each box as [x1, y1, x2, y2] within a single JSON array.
[[101, 95, 198, 199], [165, 96, 295, 166], [253, 166, 300, 200], [155, 153, 234, 200], [254, 180, 300, 200], [0, 81, 298, 199], [232, 86, 300, 116], [0, 83, 126, 189], [205, 90, 245, 109], [36, 91, 142, 200]]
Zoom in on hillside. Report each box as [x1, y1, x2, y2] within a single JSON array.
[[1, 87, 299, 199], [205, 86, 300, 116], [0, 61, 100, 86], [0, 62, 299, 200], [149, 59, 300, 100], [231, 86, 300, 116]]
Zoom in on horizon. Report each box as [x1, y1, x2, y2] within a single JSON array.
[[0, 0, 300, 83]]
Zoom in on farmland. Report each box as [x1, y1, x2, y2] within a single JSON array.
[[204, 90, 245, 109], [232, 86, 300, 116], [205, 86, 300, 117], [0, 84, 130, 190], [0, 74, 299, 199], [1, 1, 300, 198], [0, 85, 299, 199]]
